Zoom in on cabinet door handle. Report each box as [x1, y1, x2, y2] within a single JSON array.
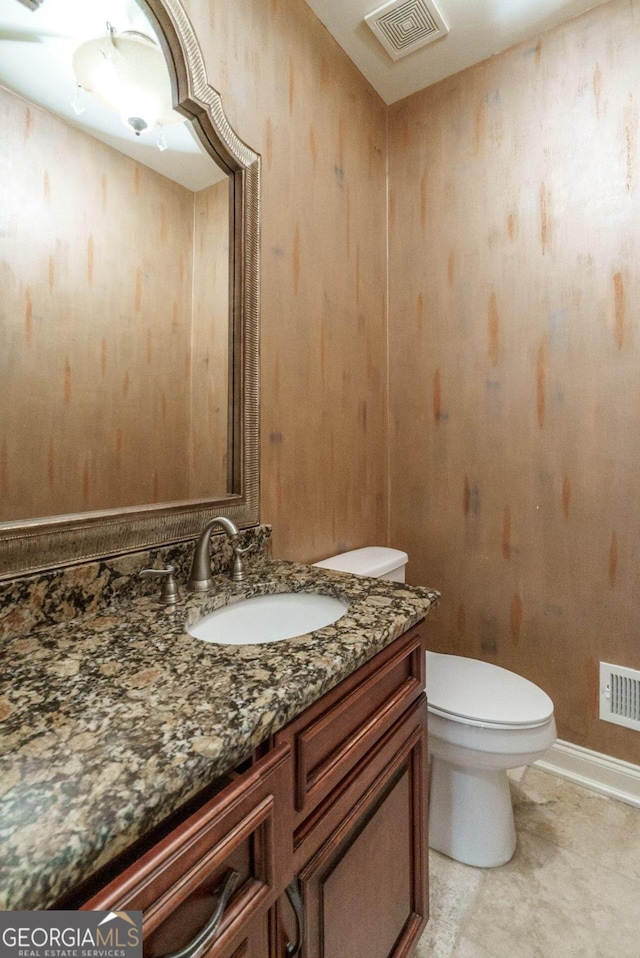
[[284, 878, 305, 958], [159, 869, 240, 958]]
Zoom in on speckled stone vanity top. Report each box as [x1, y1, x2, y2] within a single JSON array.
[[0, 555, 439, 911]]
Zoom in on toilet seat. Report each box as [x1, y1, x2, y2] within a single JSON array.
[[427, 652, 554, 730]]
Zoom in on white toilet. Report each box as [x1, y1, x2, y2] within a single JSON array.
[[426, 651, 556, 867], [314, 547, 557, 868]]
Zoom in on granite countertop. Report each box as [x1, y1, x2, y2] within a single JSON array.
[[0, 557, 439, 911]]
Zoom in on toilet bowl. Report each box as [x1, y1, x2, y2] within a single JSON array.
[[427, 651, 556, 867], [314, 547, 557, 869]]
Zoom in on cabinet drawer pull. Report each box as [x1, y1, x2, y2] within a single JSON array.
[[284, 878, 305, 958], [159, 869, 240, 958]]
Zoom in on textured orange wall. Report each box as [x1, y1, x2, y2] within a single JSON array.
[[1, 88, 234, 521], [190, 179, 230, 498], [0, 86, 195, 519], [184, 0, 390, 562], [388, 0, 640, 763]]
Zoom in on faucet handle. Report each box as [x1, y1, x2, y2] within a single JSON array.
[[230, 539, 255, 583], [232, 540, 256, 557], [140, 565, 179, 605]]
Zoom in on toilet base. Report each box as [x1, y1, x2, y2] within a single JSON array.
[[429, 757, 517, 867]]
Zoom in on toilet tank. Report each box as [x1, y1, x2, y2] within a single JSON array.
[[313, 547, 408, 583]]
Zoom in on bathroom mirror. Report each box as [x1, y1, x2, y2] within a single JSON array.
[[0, 0, 259, 577]]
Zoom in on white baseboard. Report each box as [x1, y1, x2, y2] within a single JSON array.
[[535, 739, 640, 808]]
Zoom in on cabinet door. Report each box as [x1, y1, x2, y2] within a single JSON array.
[[296, 698, 428, 958]]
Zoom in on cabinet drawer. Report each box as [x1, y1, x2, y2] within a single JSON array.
[[82, 743, 292, 958], [275, 626, 423, 822]]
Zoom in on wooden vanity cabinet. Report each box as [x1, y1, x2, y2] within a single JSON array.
[[78, 624, 428, 958]]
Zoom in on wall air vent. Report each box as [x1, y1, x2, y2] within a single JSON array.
[[600, 662, 640, 731], [365, 0, 449, 62]]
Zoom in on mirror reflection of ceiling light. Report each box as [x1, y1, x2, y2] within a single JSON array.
[[72, 23, 183, 145]]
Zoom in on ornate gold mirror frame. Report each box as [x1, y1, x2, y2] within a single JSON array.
[[1, 0, 260, 579]]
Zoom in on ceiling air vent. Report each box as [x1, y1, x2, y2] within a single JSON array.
[[365, 0, 449, 62]]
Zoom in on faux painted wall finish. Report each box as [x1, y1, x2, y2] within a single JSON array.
[[0, 85, 232, 520], [1, 87, 191, 519], [183, 0, 389, 561], [388, 0, 640, 763]]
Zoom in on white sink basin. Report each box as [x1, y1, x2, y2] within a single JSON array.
[[188, 592, 350, 646]]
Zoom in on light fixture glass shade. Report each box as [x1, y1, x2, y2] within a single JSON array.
[[72, 30, 183, 137]]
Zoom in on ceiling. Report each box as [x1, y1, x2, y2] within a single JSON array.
[[0, 0, 611, 179], [303, 0, 610, 104]]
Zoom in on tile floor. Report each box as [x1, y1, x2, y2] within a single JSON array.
[[416, 766, 640, 958]]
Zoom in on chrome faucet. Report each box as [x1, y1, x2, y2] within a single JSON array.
[[188, 516, 253, 591]]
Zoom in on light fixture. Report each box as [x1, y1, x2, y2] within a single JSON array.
[[72, 23, 183, 140]]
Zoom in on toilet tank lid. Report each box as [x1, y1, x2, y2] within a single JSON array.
[[313, 547, 408, 577]]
